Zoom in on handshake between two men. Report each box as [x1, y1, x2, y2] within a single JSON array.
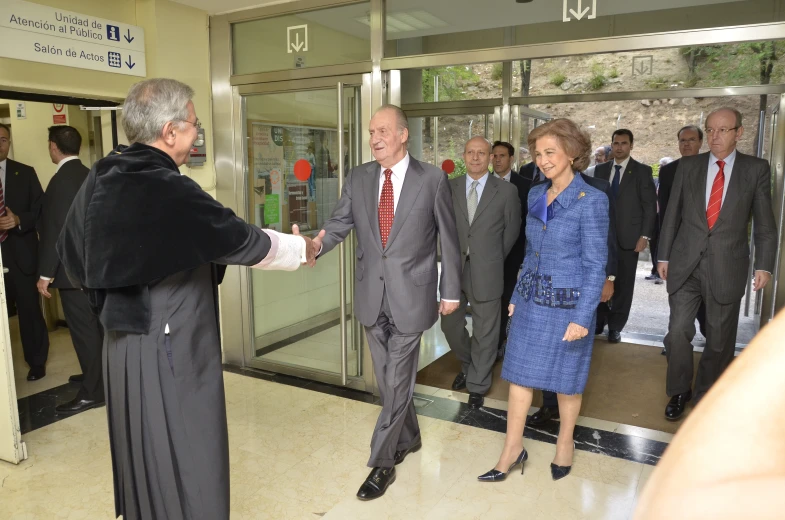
[[288, 224, 459, 317]]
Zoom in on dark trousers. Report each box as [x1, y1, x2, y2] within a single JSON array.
[[441, 259, 501, 395], [650, 219, 659, 275], [3, 259, 49, 368], [597, 248, 638, 332], [499, 254, 522, 346], [60, 289, 105, 400], [542, 390, 558, 408], [364, 289, 422, 469], [664, 257, 741, 400]]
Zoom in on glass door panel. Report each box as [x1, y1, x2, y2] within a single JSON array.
[[243, 85, 362, 382]]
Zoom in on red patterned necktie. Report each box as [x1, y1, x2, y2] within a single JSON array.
[[379, 168, 394, 248], [0, 171, 7, 243], [706, 160, 725, 230]]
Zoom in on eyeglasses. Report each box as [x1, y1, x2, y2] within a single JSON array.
[[705, 127, 739, 136], [176, 118, 201, 130]]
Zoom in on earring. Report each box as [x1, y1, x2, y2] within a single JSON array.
[[570, 159, 574, 166]]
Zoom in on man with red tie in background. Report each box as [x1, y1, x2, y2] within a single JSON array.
[[657, 107, 777, 420], [0, 123, 49, 381]]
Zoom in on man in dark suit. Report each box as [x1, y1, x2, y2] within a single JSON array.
[[594, 129, 657, 343], [37, 126, 105, 414], [657, 125, 707, 346], [442, 137, 520, 410], [527, 171, 618, 426], [0, 123, 49, 381], [491, 141, 530, 357], [312, 105, 461, 500], [658, 108, 777, 420]]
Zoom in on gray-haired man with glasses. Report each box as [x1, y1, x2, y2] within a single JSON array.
[[657, 107, 777, 421]]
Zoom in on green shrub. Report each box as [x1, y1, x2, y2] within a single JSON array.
[[491, 63, 504, 81], [588, 73, 606, 91], [448, 159, 467, 180], [609, 67, 619, 79], [550, 72, 567, 87]]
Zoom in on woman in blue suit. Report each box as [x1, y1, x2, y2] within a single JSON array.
[[479, 119, 608, 482]]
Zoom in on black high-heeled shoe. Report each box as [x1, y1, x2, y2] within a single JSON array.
[[550, 441, 575, 481], [477, 449, 528, 482]]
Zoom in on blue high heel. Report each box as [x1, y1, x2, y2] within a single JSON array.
[[477, 449, 528, 482], [551, 441, 575, 481]]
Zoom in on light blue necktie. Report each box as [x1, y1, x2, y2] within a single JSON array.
[[612, 164, 621, 199]]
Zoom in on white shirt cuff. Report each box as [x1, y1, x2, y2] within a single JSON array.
[[252, 229, 306, 271], [40, 276, 52, 281], [441, 299, 459, 303]]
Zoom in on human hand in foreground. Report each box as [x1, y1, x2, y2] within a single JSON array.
[[634, 236, 648, 253], [563, 322, 588, 342], [657, 262, 668, 281], [37, 278, 52, 298], [600, 280, 614, 303], [439, 300, 459, 315], [292, 225, 325, 267], [0, 207, 19, 230], [753, 270, 772, 292], [508, 304, 515, 317]]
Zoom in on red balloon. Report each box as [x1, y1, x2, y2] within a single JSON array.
[[293, 159, 313, 181], [442, 159, 455, 174]]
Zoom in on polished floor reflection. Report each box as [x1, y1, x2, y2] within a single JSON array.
[[2, 370, 658, 519]]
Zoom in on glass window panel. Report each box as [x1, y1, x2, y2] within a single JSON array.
[[386, 0, 780, 57], [232, 1, 371, 75]]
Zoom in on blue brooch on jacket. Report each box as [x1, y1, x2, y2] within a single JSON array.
[[516, 270, 580, 309]]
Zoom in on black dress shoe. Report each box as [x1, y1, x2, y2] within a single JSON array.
[[661, 348, 667, 356], [468, 393, 484, 409], [26, 366, 46, 381], [55, 397, 106, 415], [664, 391, 692, 421], [595, 324, 605, 335], [478, 449, 528, 482], [527, 406, 560, 426], [68, 374, 85, 383], [607, 330, 622, 343], [356, 467, 396, 500], [550, 463, 572, 481], [451, 372, 467, 391], [394, 440, 422, 465]]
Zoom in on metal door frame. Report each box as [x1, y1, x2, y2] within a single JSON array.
[[222, 74, 375, 391]]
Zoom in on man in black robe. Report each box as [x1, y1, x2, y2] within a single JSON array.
[[57, 78, 316, 520]]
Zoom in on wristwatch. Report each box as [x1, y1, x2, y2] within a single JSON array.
[[607, 276, 616, 282]]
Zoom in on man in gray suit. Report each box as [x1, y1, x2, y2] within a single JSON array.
[[312, 105, 461, 500], [442, 137, 520, 409], [658, 107, 777, 420]]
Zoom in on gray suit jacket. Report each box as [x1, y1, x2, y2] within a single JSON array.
[[658, 151, 777, 304], [450, 174, 521, 302], [319, 157, 462, 333]]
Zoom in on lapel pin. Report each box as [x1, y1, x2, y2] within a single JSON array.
[[14, 171, 18, 176], [578, 191, 585, 199]]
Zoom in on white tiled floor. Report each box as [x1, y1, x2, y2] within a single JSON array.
[[2, 371, 654, 519]]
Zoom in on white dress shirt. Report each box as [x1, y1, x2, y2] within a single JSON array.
[[0, 159, 8, 192], [609, 156, 631, 184], [705, 150, 736, 209], [465, 172, 489, 202], [494, 170, 512, 182], [378, 153, 410, 212]]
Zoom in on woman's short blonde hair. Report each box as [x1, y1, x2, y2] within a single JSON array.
[[527, 119, 592, 172]]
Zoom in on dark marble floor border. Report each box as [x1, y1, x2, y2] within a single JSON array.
[[224, 365, 668, 467], [19, 364, 669, 467], [253, 318, 341, 358], [17, 381, 87, 435]]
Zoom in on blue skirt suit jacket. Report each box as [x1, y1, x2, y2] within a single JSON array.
[[501, 173, 609, 395]]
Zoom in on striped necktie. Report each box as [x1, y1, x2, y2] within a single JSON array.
[[706, 160, 725, 230]]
